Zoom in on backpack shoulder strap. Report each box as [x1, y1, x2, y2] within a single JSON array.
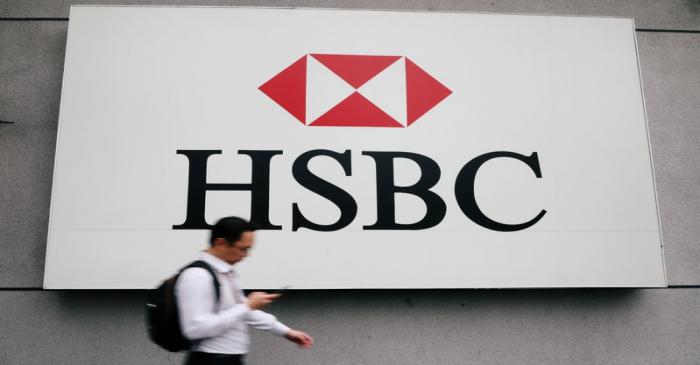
[[181, 260, 221, 310]]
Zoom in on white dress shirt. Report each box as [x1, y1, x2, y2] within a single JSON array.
[[175, 251, 290, 354]]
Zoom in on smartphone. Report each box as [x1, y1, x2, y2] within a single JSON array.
[[269, 285, 293, 295]]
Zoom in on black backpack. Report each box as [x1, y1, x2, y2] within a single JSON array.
[[145, 260, 221, 352]]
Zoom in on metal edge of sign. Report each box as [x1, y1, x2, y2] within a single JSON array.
[[67, 4, 634, 22], [43, 5, 76, 289], [630, 17, 668, 288]]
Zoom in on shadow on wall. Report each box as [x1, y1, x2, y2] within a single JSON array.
[[52, 288, 642, 318]]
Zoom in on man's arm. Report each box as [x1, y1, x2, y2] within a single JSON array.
[[246, 309, 314, 348], [246, 309, 291, 336], [175, 268, 251, 340]]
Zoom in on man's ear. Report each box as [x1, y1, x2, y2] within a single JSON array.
[[211, 237, 227, 248]]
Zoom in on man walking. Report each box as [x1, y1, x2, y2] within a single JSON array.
[[176, 216, 313, 364]]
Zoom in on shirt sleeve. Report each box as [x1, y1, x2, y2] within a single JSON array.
[[246, 309, 291, 336], [175, 267, 251, 340]]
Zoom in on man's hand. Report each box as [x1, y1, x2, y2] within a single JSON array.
[[246, 292, 280, 310], [284, 329, 314, 349]]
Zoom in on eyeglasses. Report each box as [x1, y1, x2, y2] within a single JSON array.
[[215, 237, 253, 254], [235, 245, 252, 254]]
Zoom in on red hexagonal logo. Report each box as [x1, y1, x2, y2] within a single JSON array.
[[259, 54, 452, 127]]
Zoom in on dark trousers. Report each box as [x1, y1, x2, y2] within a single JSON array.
[[185, 352, 245, 365]]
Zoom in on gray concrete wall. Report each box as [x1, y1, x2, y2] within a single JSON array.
[[1, 1, 698, 364]]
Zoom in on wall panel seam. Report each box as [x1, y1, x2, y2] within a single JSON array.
[[1, 18, 700, 35]]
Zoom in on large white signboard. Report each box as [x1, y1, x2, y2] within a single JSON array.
[[45, 6, 666, 288]]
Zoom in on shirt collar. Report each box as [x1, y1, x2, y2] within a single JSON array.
[[198, 251, 233, 273]]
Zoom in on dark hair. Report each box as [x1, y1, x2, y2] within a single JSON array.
[[210, 216, 257, 246]]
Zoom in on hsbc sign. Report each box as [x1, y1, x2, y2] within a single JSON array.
[[45, 6, 666, 289]]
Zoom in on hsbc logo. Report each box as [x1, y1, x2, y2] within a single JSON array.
[[259, 54, 452, 127], [174, 55, 545, 233]]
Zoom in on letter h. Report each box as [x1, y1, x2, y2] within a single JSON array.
[[172, 150, 282, 230]]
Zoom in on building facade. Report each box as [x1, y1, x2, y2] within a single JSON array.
[[1, 1, 698, 364]]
